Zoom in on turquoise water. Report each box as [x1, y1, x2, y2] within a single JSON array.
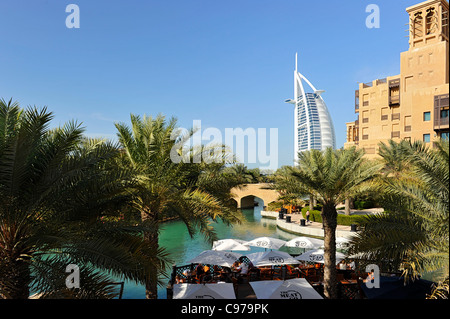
[[119, 201, 301, 299]]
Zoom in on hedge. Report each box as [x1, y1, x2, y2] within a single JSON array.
[[353, 200, 375, 210], [301, 206, 367, 226]]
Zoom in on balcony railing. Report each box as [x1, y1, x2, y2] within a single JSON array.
[[362, 118, 369, 123], [389, 95, 400, 106], [392, 113, 400, 121], [389, 78, 400, 107], [381, 115, 388, 121], [404, 125, 412, 132]]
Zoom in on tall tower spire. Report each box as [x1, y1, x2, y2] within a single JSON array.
[[285, 53, 336, 165]]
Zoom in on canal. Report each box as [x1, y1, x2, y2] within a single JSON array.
[[119, 200, 302, 299]]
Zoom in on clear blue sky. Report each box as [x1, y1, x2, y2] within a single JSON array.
[[0, 0, 418, 168]]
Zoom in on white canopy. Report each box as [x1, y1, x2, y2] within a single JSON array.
[[246, 250, 300, 267], [335, 237, 351, 249], [186, 250, 242, 267], [283, 237, 324, 249], [244, 237, 287, 250], [250, 278, 323, 299], [173, 283, 236, 299], [294, 249, 346, 265], [212, 239, 250, 251]]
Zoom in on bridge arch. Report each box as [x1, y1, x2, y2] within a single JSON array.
[[231, 183, 280, 209]]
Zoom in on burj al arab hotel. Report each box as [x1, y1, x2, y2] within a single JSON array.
[[285, 53, 336, 164]]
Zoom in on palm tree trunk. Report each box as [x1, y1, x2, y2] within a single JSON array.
[[0, 258, 31, 299], [309, 195, 314, 210], [345, 198, 351, 216], [321, 202, 338, 299], [141, 208, 159, 299]]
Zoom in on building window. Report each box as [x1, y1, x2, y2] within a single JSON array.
[[441, 109, 449, 119], [423, 134, 431, 143], [441, 132, 449, 140], [423, 112, 431, 121]]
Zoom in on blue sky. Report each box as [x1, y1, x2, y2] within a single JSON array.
[[0, 0, 418, 168]]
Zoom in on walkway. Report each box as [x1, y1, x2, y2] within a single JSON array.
[[261, 211, 355, 239]]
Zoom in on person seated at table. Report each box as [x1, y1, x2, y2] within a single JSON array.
[[203, 264, 210, 274], [235, 262, 249, 283], [231, 261, 240, 271], [175, 275, 186, 284], [195, 263, 205, 282], [339, 260, 348, 270], [237, 262, 248, 275], [348, 259, 355, 270], [183, 269, 193, 283]]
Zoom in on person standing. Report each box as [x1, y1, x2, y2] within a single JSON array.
[[306, 210, 310, 223]]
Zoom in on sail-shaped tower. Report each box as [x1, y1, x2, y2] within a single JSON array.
[[285, 53, 336, 164]]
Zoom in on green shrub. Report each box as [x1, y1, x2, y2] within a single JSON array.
[[301, 206, 366, 226], [354, 200, 375, 210]]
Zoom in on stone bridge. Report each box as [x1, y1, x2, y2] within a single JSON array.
[[231, 183, 280, 208]]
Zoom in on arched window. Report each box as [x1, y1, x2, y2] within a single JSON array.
[[414, 12, 423, 38], [426, 8, 436, 34]]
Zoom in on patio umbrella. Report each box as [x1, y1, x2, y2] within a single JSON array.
[[283, 237, 324, 249], [186, 250, 242, 267], [335, 237, 351, 249], [250, 278, 323, 299], [295, 249, 346, 265], [246, 250, 300, 267], [212, 239, 250, 251], [244, 236, 287, 250], [173, 283, 236, 299]]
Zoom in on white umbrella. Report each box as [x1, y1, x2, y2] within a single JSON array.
[[295, 249, 346, 265], [186, 250, 242, 267], [212, 239, 250, 251], [335, 237, 351, 249], [250, 278, 323, 299], [283, 237, 324, 249], [244, 237, 287, 250], [246, 250, 300, 267], [173, 283, 236, 299]]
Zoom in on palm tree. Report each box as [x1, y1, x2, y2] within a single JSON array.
[[0, 99, 169, 299], [271, 166, 307, 207], [115, 113, 242, 299], [289, 147, 380, 298], [348, 139, 449, 297]]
